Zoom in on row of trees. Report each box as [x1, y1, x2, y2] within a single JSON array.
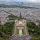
[[27, 21, 40, 35]]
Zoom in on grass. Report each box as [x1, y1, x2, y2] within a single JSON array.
[[32, 35, 40, 40], [0, 37, 9, 40]]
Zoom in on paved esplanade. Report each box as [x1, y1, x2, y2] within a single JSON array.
[[9, 35, 32, 40]]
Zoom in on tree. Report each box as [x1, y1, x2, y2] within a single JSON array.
[[27, 21, 40, 35], [7, 14, 19, 21], [3, 21, 15, 36]]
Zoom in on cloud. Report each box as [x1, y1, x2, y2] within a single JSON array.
[[0, 0, 40, 3], [30, 0, 40, 3]]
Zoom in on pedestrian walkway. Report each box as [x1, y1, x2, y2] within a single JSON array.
[[9, 35, 32, 40]]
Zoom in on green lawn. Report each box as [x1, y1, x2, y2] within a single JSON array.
[[0, 37, 9, 40], [32, 35, 40, 40]]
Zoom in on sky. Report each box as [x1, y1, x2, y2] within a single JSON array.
[[0, 0, 40, 3]]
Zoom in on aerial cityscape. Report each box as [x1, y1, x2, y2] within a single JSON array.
[[0, 0, 40, 40]]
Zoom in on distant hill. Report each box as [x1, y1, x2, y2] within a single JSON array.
[[0, 4, 39, 9]]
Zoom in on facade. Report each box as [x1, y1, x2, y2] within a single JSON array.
[[13, 19, 29, 36]]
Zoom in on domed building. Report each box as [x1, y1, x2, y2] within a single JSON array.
[[10, 13, 32, 40], [13, 13, 29, 36]]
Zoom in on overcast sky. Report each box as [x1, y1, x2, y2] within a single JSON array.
[[0, 0, 40, 3]]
